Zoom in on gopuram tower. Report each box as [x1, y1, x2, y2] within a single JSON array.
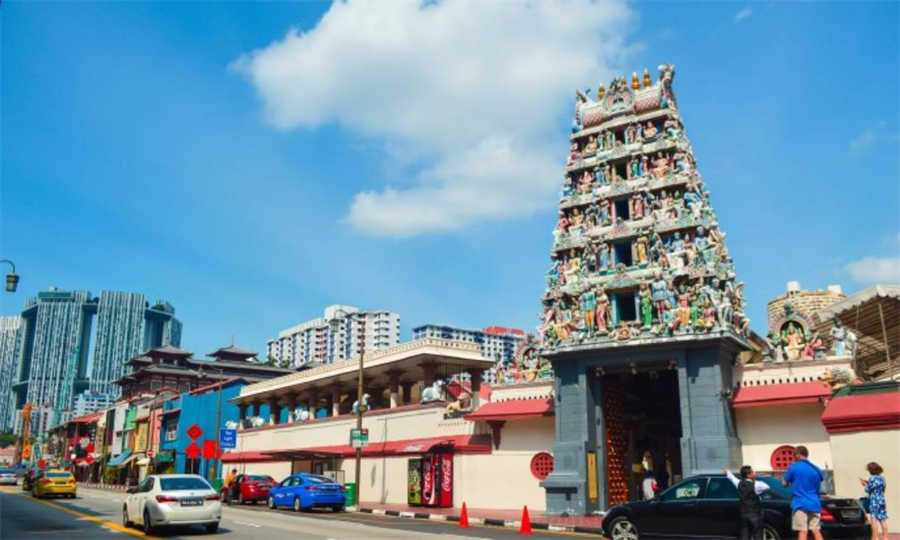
[[540, 65, 751, 515]]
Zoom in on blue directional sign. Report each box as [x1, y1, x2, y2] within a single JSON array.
[[219, 428, 237, 449]]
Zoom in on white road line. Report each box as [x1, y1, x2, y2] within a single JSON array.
[[231, 520, 261, 527]]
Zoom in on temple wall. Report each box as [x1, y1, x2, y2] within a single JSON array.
[[735, 404, 831, 472], [829, 429, 900, 532]]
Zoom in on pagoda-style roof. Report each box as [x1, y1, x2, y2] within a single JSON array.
[[207, 345, 258, 362], [147, 345, 193, 357]]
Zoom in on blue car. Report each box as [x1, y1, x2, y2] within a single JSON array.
[[266, 473, 346, 512]]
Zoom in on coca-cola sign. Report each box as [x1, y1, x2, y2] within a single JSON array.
[[439, 454, 453, 507]]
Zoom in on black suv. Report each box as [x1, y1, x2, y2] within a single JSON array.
[[601, 474, 870, 539]]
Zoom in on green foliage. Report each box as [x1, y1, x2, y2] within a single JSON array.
[[0, 432, 16, 448]]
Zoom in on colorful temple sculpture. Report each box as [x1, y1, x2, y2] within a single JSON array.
[[540, 65, 752, 515]]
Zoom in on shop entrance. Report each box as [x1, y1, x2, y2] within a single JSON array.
[[602, 370, 682, 506]]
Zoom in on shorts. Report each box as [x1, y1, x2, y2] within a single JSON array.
[[792, 510, 821, 531]]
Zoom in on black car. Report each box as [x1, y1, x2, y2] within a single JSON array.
[[601, 474, 870, 540]]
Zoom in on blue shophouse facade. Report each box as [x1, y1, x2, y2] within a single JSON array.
[[158, 379, 271, 482]]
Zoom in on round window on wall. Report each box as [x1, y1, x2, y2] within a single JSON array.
[[770, 445, 799, 471], [530, 452, 554, 480]]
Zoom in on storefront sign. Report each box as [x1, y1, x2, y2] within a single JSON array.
[[587, 451, 598, 504], [219, 429, 236, 449], [350, 428, 369, 448], [439, 454, 453, 507]]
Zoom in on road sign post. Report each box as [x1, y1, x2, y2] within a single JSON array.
[[350, 428, 369, 449], [219, 429, 236, 450]]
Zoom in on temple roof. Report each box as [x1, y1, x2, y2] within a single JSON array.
[[146, 345, 193, 357]]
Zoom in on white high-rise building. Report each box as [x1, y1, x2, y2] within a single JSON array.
[[72, 390, 115, 417], [267, 305, 400, 367]]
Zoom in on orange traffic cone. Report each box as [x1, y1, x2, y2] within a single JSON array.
[[458, 502, 470, 528], [518, 505, 533, 535]]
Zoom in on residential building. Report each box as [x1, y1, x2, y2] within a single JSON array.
[[11, 288, 182, 437], [72, 390, 115, 417], [412, 324, 525, 366], [0, 316, 23, 431], [266, 305, 400, 367]]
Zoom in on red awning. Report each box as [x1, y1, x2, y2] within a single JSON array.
[[221, 451, 277, 463], [464, 397, 554, 421], [265, 434, 492, 459], [732, 382, 832, 409], [71, 412, 103, 424], [822, 392, 900, 434]]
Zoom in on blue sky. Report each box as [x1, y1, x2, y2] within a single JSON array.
[[2, 1, 898, 357]]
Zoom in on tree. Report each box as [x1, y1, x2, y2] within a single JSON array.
[[0, 431, 16, 448]]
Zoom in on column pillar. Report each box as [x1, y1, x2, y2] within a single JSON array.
[[268, 400, 280, 425], [420, 362, 437, 387], [331, 386, 342, 417], [387, 370, 401, 409], [308, 390, 319, 419], [468, 369, 483, 411], [286, 394, 297, 423], [251, 402, 261, 418], [238, 404, 248, 421], [401, 381, 414, 404]]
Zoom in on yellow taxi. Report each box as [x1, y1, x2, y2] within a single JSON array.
[[32, 470, 77, 499]]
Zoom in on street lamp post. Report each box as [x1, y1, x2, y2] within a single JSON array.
[[0, 260, 19, 292], [328, 308, 365, 506]]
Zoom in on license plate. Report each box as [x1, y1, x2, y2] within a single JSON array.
[[840, 510, 860, 520], [55, 481, 69, 485], [180, 498, 203, 506]]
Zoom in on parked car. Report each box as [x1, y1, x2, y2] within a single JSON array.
[[0, 468, 17, 486], [123, 474, 221, 535], [266, 473, 345, 512], [220, 473, 275, 505], [31, 470, 76, 499], [601, 474, 870, 540]]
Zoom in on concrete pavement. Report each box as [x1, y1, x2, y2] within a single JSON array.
[[0, 485, 594, 539]]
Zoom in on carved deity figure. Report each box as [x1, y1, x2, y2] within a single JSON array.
[[644, 121, 658, 140], [581, 290, 597, 333], [598, 242, 612, 270], [830, 318, 848, 355], [664, 118, 682, 140], [677, 285, 692, 328], [567, 141, 580, 166], [633, 235, 649, 265], [630, 157, 641, 180], [651, 152, 669, 178], [651, 273, 670, 319], [595, 165, 608, 186], [639, 284, 653, 327], [584, 135, 598, 155], [596, 290, 611, 333], [599, 199, 611, 225], [701, 298, 717, 331]]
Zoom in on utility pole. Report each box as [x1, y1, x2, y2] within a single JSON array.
[[355, 346, 364, 506], [214, 369, 223, 484]]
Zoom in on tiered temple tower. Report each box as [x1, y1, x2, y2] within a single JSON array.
[[540, 65, 751, 515]]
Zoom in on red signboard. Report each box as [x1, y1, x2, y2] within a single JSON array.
[[186, 424, 203, 440], [185, 442, 201, 460], [85, 455, 94, 465], [201, 440, 219, 460], [85, 443, 95, 454]]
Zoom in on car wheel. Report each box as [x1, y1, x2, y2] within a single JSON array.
[[143, 510, 154, 535], [267, 496, 275, 509], [293, 497, 301, 512], [205, 522, 219, 534], [609, 516, 639, 540], [237, 492, 244, 505], [122, 507, 131, 528], [761, 525, 780, 540], [220, 491, 226, 503]]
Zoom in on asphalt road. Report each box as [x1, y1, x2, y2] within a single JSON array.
[[0, 485, 597, 539]]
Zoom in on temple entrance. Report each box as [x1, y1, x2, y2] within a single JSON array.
[[602, 371, 682, 506]]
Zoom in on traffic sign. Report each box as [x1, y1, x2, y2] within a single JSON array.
[[185, 442, 201, 460], [350, 428, 369, 449], [186, 424, 203, 440], [219, 429, 237, 449]]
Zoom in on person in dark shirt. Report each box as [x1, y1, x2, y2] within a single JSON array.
[[783, 445, 824, 540], [725, 466, 770, 540]]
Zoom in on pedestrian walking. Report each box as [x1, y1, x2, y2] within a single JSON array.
[[782, 446, 824, 540], [725, 466, 770, 540], [860, 462, 888, 540], [224, 468, 237, 505]]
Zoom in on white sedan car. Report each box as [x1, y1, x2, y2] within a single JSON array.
[[0, 468, 17, 485], [123, 474, 221, 534]]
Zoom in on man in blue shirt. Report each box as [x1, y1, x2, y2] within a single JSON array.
[[782, 446, 824, 540]]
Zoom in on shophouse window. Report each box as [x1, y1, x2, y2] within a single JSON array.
[[165, 420, 178, 442], [614, 291, 637, 322]]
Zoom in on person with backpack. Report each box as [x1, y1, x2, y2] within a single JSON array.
[[783, 446, 825, 540], [725, 466, 770, 539]]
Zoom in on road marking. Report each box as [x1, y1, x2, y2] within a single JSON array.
[[0, 489, 157, 539], [232, 519, 261, 527]]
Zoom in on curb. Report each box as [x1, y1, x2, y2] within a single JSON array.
[[78, 483, 128, 492], [356, 506, 605, 535]]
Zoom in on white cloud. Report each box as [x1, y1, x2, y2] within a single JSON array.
[[733, 8, 752, 22], [232, 0, 633, 237], [845, 256, 900, 285], [849, 120, 898, 155]]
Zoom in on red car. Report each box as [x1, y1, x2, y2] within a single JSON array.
[[221, 473, 275, 505]]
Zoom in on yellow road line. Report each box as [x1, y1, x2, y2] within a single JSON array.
[[0, 486, 157, 539]]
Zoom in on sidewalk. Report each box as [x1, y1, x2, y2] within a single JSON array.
[[77, 482, 128, 492], [357, 501, 606, 535]]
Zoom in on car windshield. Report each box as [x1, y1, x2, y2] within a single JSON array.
[[47, 472, 72, 478], [0, 469, 13, 474], [758, 476, 792, 499], [160, 477, 212, 491], [303, 475, 334, 484]]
